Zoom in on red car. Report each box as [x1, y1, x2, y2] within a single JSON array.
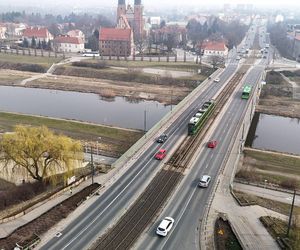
[[155, 149, 167, 160], [207, 140, 218, 148]]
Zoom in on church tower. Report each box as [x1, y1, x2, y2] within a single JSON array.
[[134, 0, 143, 40], [117, 0, 126, 23]]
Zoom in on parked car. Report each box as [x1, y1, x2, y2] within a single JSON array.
[[156, 134, 168, 143], [155, 149, 166, 160], [207, 140, 218, 148], [198, 175, 211, 188], [156, 217, 175, 236]]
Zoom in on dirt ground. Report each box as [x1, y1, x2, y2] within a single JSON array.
[[236, 148, 300, 189], [0, 69, 192, 105], [257, 71, 300, 119]]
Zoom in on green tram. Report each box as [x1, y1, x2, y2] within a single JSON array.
[[241, 85, 252, 99], [188, 100, 215, 135]]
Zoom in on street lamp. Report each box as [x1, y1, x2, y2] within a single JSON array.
[[96, 137, 101, 156], [90, 144, 94, 184]]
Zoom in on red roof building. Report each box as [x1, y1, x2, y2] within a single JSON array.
[[54, 35, 85, 53], [99, 27, 133, 56], [200, 41, 228, 57], [22, 27, 53, 45]]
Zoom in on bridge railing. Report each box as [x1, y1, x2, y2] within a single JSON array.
[[112, 68, 223, 170]]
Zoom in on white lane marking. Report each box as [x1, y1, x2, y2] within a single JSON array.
[[61, 155, 156, 249]]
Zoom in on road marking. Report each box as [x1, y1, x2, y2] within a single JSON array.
[[61, 153, 156, 249]]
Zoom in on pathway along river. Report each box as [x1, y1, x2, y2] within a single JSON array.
[[0, 86, 173, 130]]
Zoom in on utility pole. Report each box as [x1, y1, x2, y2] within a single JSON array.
[[144, 109, 147, 135], [287, 189, 296, 237], [90, 146, 94, 184]]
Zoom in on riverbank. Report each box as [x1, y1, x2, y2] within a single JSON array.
[[235, 148, 300, 190], [0, 112, 143, 157], [257, 70, 300, 119]]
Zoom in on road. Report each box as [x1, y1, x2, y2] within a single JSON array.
[[40, 20, 267, 250], [136, 64, 265, 250], [40, 53, 239, 250], [135, 20, 269, 250]]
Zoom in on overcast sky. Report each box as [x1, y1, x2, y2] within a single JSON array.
[[1, 0, 300, 12], [2, 0, 300, 7]]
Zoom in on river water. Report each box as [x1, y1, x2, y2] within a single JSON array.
[[0, 86, 173, 130], [246, 112, 300, 155]]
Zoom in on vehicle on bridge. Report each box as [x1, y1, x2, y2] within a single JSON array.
[[207, 140, 218, 148], [155, 149, 167, 160], [156, 217, 174, 236], [188, 100, 215, 135], [198, 175, 211, 188], [241, 85, 252, 99], [156, 134, 168, 143]]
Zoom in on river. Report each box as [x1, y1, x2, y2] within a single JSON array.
[[0, 86, 173, 130], [246, 112, 300, 155]]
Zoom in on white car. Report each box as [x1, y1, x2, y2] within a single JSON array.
[[214, 78, 220, 83], [156, 217, 174, 236], [198, 175, 211, 188]]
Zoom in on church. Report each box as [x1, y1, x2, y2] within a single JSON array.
[[99, 0, 144, 57], [117, 0, 144, 41]]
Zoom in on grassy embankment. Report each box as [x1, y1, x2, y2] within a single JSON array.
[[0, 112, 143, 157], [53, 59, 214, 87], [260, 216, 300, 250], [258, 70, 300, 118], [236, 148, 300, 190]]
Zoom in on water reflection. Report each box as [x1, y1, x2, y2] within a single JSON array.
[[0, 86, 172, 130], [246, 112, 300, 155]]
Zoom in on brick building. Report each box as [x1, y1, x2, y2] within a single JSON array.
[[117, 0, 144, 40], [99, 27, 133, 56]]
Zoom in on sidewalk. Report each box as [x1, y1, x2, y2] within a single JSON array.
[[212, 189, 286, 250], [0, 157, 115, 239], [234, 182, 300, 206]]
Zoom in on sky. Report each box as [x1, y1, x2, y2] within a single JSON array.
[[2, 0, 300, 7]]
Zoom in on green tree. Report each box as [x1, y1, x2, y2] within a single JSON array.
[[31, 37, 36, 48], [0, 125, 83, 183], [22, 38, 29, 48]]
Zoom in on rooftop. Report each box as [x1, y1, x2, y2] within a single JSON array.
[[99, 28, 131, 41]]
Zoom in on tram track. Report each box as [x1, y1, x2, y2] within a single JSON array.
[[91, 65, 250, 250]]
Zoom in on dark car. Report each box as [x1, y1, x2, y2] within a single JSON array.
[[156, 134, 168, 143]]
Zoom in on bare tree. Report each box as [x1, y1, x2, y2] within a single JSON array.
[[135, 38, 147, 55], [209, 55, 225, 69]]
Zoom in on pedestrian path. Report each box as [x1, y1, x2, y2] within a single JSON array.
[[234, 182, 300, 206]]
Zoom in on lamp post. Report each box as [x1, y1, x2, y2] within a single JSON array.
[[90, 145, 94, 184], [96, 136, 101, 156], [287, 189, 296, 237]]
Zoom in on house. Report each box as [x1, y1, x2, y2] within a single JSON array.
[[0, 24, 7, 39], [200, 41, 228, 57], [23, 27, 53, 46], [54, 35, 85, 53], [67, 29, 85, 41], [99, 27, 133, 56]]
